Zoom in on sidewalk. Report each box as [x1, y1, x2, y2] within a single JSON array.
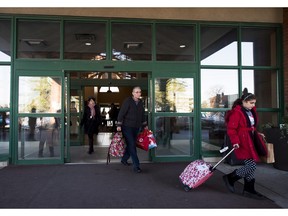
[[0, 161, 286, 209], [217, 162, 288, 208]]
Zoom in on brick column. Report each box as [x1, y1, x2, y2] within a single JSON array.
[[284, 8, 288, 112]]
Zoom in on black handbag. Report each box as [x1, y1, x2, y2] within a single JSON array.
[[221, 134, 244, 166]]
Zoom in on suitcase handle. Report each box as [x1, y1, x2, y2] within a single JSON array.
[[210, 147, 235, 171]]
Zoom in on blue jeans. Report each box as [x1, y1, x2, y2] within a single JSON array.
[[121, 125, 140, 168]]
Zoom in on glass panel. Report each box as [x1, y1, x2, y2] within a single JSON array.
[[155, 116, 193, 156], [201, 111, 226, 152], [201, 26, 237, 66], [0, 111, 10, 155], [201, 69, 238, 108], [17, 20, 60, 59], [64, 21, 106, 60], [242, 70, 278, 108], [18, 116, 60, 159], [241, 27, 277, 66], [156, 24, 195, 61], [112, 23, 152, 61], [0, 19, 11, 61], [18, 76, 62, 113], [155, 78, 194, 113], [258, 112, 279, 130], [0, 66, 10, 108]]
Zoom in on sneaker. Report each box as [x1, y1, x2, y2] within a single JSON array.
[[134, 167, 142, 173], [121, 160, 131, 166]]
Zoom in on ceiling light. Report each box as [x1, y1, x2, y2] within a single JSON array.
[[85, 42, 92, 46], [21, 39, 47, 46], [180, 44, 186, 48]]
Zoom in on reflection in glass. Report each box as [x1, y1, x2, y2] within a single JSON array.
[[0, 19, 11, 61], [201, 26, 237, 65], [17, 20, 60, 59], [18, 116, 60, 159], [112, 23, 152, 61], [241, 27, 277, 66], [18, 76, 62, 113], [201, 69, 238, 108], [64, 21, 106, 60], [156, 24, 195, 61], [242, 70, 278, 108], [155, 78, 194, 113], [155, 116, 193, 156], [0, 111, 10, 155], [201, 111, 226, 153], [0, 66, 10, 108]]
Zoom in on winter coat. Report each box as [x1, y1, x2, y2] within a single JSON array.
[[80, 104, 101, 135], [117, 96, 147, 128], [225, 105, 267, 162]]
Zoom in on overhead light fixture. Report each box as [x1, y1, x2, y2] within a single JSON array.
[[21, 39, 47, 46], [123, 42, 143, 49], [99, 86, 119, 93], [179, 44, 186, 48]]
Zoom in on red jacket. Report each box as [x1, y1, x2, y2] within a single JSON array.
[[225, 105, 267, 162]]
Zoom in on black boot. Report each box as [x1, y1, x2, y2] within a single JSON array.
[[88, 139, 94, 154], [243, 179, 265, 199], [223, 170, 242, 193], [49, 147, 54, 157]]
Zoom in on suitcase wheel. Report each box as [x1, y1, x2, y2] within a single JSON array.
[[183, 185, 191, 192]]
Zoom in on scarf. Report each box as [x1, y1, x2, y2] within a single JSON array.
[[88, 103, 95, 118]]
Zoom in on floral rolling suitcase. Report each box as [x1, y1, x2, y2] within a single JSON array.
[[179, 148, 235, 191]]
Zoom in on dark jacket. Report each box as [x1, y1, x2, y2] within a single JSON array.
[[117, 96, 147, 128], [80, 104, 101, 134], [225, 105, 267, 162]]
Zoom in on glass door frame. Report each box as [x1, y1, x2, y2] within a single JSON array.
[[12, 70, 65, 165], [150, 69, 200, 162]]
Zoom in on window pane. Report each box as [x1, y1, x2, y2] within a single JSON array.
[[201, 69, 238, 108], [155, 78, 194, 113], [0, 66, 10, 108], [112, 23, 152, 61], [156, 24, 195, 61], [18, 116, 60, 159], [201, 26, 237, 66], [64, 21, 106, 60], [201, 111, 226, 152], [242, 69, 278, 108], [241, 27, 277, 66], [0, 19, 11, 61], [17, 20, 60, 59], [0, 111, 9, 155], [155, 116, 193, 156], [18, 76, 62, 113]]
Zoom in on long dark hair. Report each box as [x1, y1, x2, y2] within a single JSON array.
[[232, 88, 256, 108]]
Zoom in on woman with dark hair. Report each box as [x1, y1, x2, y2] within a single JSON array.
[[223, 88, 267, 199], [80, 96, 101, 154]]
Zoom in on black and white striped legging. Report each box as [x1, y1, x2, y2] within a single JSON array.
[[235, 159, 256, 181]]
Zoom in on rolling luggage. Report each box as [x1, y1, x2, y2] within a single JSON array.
[[179, 148, 235, 191]]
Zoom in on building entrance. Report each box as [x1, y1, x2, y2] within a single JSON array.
[[65, 71, 150, 164]]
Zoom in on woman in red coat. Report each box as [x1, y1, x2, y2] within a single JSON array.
[[223, 88, 267, 199]]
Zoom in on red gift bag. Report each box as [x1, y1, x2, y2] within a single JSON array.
[[136, 129, 157, 151]]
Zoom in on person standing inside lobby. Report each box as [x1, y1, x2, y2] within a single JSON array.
[[80, 96, 101, 154], [117, 86, 147, 173]]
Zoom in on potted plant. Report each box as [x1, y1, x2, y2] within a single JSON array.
[[261, 119, 288, 171]]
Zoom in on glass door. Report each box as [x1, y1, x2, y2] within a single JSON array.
[[151, 74, 197, 162], [14, 71, 65, 164]]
